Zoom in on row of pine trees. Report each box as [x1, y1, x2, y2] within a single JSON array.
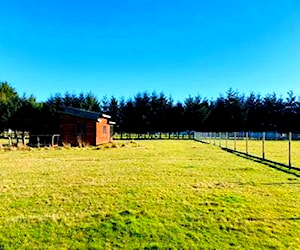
[[1, 82, 300, 133]]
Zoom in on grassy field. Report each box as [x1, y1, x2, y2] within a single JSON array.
[[0, 140, 300, 249]]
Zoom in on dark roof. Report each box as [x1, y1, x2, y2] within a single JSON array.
[[58, 106, 111, 121]]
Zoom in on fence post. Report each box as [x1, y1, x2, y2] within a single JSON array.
[[234, 132, 237, 151], [262, 132, 265, 160], [288, 132, 292, 168], [225, 132, 228, 149], [246, 131, 249, 154], [219, 132, 221, 147], [8, 135, 12, 146], [37, 136, 40, 148], [213, 132, 216, 146], [15, 130, 19, 144], [22, 131, 26, 146]]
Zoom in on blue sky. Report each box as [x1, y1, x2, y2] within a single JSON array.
[[1, 0, 299, 102]]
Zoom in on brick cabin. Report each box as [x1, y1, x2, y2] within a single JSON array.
[[58, 106, 114, 146]]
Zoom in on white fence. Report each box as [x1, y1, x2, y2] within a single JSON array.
[[0, 130, 29, 146], [194, 131, 300, 171]]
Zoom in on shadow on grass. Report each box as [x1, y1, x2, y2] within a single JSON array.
[[247, 217, 300, 221], [221, 147, 300, 178], [257, 182, 300, 185]]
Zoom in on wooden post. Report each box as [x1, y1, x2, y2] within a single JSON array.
[[214, 132, 216, 146], [22, 131, 26, 146], [262, 132, 265, 160], [225, 132, 228, 149], [246, 131, 249, 154], [15, 130, 19, 145], [219, 132, 221, 147], [234, 132, 237, 151], [288, 132, 292, 168], [8, 135, 12, 146]]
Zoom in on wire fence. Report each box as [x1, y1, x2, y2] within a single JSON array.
[[194, 131, 300, 171], [114, 132, 194, 140], [0, 130, 29, 146], [0, 130, 60, 147]]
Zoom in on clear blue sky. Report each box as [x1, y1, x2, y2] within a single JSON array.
[[1, 0, 299, 102]]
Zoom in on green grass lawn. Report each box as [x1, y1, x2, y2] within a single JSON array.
[[0, 141, 300, 249]]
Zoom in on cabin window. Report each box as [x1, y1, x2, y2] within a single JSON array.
[[103, 125, 107, 134]]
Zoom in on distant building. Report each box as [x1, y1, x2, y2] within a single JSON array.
[[58, 106, 115, 146]]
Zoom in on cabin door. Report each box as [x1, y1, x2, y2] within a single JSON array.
[[76, 123, 86, 146]]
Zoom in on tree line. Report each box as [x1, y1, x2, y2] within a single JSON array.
[[1, 81, 300, 133]]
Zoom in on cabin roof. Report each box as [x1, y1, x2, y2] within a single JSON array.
[[58, 106, 111, 121]]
